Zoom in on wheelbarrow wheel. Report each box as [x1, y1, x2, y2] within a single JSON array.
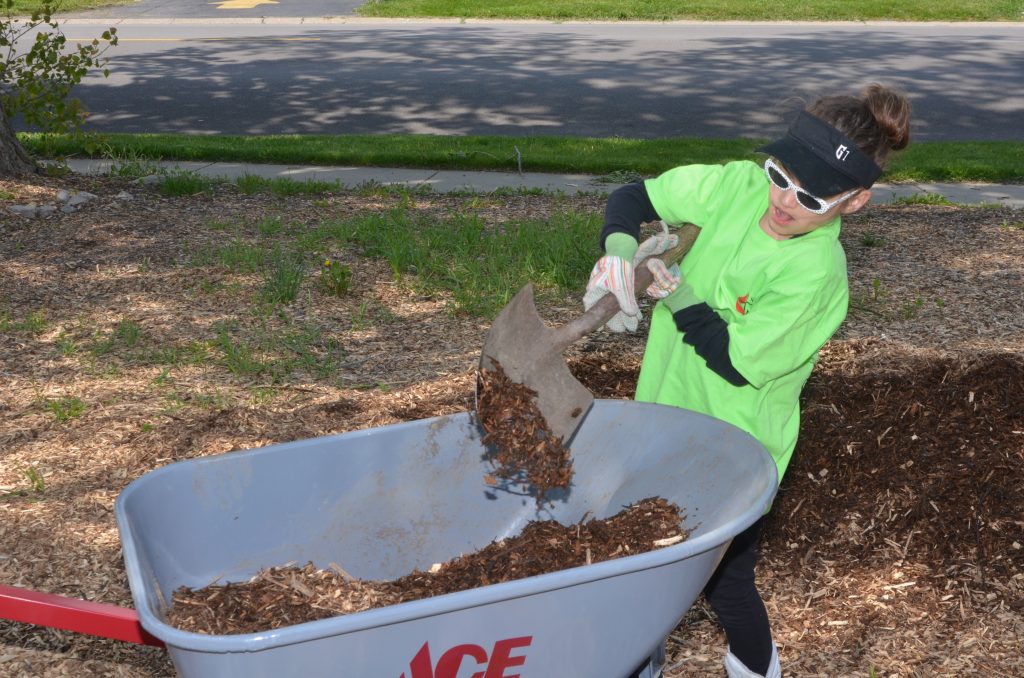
[[625, 639, 665, 678]]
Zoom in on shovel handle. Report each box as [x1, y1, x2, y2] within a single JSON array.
[[556, 223, 701, 347]]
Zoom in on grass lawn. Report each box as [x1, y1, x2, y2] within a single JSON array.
[[7, 0, 1024, 18], [22, 133, 1024, 184], [358, 0, 1024, 21], [7, 0, 134, 12]]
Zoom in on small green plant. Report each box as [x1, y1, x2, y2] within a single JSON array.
[[270, 178, 341, 197], [55, 331, 77, 356], [0, 188, 15, 200], [141, 340, 210, 367], [158, 170, 215, 196], [256, 215, 287, 237], [260, 255, 305, 304], [103, 144, 162, 179], [235, 174, 343, 196], [350, 298, 397, 331], [234, 174, 266, 195], [1, 309, 47, 333], [860, 233, 886, 247], [190, 390, 232, 410], [892, 193, 956, 206], [220, 240, 269, 272], [191, 239, 269, 273], [1000, 219, 1024, 231], [319, 258, 352, 297], [899, 296, 926, 320], [250, 386, 277, 405], [113, 319, 143, 347], [160, 392, 187, 416], [91, 319, 144, 356], [216, 328, 266, 377], [204, 216, 244, 233], [849, 277, 890, 318], [22, 466, 45, 493], [197, 278, 222, 295], [596, 169, 644, 184], [151, 367, 174, 387], [0, 466, 45, 500], [44, 395, 86, 422], [870, 278, 886, 301]]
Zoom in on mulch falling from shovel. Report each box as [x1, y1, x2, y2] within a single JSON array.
[[476, 359, 574, 498], [167, 497, 686, 635]]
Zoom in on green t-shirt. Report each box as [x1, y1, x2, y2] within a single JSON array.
[[638, 160, 849, 482]]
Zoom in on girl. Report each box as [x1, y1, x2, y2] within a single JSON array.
[[586, 84, 912, 677]]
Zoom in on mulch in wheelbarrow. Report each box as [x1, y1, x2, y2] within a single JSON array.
[[168, 497, 686, 635]]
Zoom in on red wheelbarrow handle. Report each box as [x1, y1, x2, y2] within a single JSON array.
[[0, 584, 165, 647]]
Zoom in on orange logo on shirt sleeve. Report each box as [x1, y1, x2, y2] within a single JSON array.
[[736, 294, 750, 315]]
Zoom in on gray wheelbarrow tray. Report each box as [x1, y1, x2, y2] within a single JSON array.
[[115, 399, 777, 678]]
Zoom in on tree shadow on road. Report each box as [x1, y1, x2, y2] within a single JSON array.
[[70, 25, 1024, 140]]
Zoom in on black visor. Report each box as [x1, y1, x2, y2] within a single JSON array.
[[758, 111, 882, 197]]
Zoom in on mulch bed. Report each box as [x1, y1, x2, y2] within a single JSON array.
[[773, 345, 1024, 577], [1, 172, 1022, 676], [168, 497, 685, 635]]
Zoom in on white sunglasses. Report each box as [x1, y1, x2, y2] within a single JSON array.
[[764, 159, 859, 214]]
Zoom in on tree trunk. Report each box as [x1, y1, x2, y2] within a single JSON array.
[[0, 100, 38, 177]]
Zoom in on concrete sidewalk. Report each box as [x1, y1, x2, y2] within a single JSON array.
[[67, 159, 1024, 208]]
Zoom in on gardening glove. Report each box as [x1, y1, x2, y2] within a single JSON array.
[[633, 221, 679, 264], [584, 224, 681, 332], [644, 258, 682, 299], [635, 221, 683, 301], [647, 258, 702, 313], [583, 232, 641, 332]]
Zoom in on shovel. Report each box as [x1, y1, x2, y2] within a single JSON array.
[[478, 223, 700, 447]]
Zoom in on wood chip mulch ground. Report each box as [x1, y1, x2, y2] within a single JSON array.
[[1, 172, 1022, 677]]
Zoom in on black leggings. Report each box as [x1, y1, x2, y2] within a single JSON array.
[[702, 515, 774, 675]]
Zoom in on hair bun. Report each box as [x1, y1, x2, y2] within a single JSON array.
[[863, 83, 911, 152]]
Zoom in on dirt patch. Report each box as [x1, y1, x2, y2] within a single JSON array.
[[1, 172, 1023, 677], [167, 497, 684, 635]]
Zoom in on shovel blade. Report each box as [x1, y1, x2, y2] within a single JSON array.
[[479, 284, 593, 445]]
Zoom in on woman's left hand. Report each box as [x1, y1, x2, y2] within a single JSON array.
[[645, 258, 682, 299]]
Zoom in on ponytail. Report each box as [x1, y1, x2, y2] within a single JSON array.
[[808, 84, 911, 168]]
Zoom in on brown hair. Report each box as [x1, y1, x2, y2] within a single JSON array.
[[808, 83, 911, 168]]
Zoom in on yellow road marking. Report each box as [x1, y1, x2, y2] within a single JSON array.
[[211, 0, 279, 8]]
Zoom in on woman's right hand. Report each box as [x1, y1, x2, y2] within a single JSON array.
[[582, 255, 640, 332]]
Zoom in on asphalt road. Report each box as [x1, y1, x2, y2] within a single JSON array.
[[56, 18, 1024, 140]]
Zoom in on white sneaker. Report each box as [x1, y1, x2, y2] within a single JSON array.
[[724, 645, 781, 678]]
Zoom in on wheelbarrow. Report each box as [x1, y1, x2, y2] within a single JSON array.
[[4, 400, 777, 677]]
